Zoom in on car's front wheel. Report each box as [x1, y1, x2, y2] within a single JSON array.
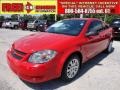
[[61, 54, 81, 82]]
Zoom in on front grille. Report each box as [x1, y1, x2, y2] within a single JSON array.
[[11, 48, 27, 60], [14, 49, 26, 55], [11, 52, 23, 60]]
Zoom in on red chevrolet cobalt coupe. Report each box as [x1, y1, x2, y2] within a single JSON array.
[[7, 18, 113, 83]]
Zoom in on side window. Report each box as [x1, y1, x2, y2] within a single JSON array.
[[87, 20, 103, 33], [35, 20, 38, 23]]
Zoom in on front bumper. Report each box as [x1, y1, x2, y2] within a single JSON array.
[[5, 25, 11, 28], [27, 25, 35, 30], [7, 50, 59, 83], [5, 24, 14, 28]]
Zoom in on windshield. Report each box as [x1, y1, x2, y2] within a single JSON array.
[[40, 20, 47, 24], [47, 20, 86, 36], [28, 20, 35, 23]]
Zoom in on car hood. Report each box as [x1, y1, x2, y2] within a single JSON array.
[[6, 22, 11, 24], [111, 24, 120, 28], [13, 32, 75, 53]]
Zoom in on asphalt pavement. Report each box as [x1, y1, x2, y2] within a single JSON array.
[[0, 28, 120, 90]]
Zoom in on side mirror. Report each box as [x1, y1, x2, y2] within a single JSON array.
[[86, 31, 99, 36]]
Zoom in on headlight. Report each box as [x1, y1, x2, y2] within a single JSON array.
[[119, 28, 120, 30], [40, 25, 43, 27], [28, 50, 57, 64]]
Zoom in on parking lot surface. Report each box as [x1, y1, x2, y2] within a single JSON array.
[[0, 28, 120, 90]]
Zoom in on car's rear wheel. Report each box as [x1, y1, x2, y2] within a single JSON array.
[[29, 29, 33, 31], [35, 27, 39, 31], [14, 25, 18, 29], [105, 40, 113, 53], [61, 54, 81, 82], [21, 28, 25, 30]]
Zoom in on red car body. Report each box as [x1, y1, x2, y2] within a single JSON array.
[[7, 18, 113, 83]]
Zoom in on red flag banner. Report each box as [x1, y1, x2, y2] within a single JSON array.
[[57, 0, 120, 14]]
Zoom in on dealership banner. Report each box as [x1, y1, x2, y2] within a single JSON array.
[[0, 0, 57, 14], [0, 0, 120, 14]]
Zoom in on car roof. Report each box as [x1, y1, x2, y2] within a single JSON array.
[[64, 18, 101, 21]]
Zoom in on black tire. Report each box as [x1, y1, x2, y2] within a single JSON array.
[[21, 28, 25, 30], [14, 25, 18, 29], [105, 40, 113, 53], [61, 54, 81, 82], [29, 29, 33, 31], [36, 27, 39, 31], [10, 27, 13, 29]]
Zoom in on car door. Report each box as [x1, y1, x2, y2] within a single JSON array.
[[82, 20, 104, 61], [98, 23, 112, 51]]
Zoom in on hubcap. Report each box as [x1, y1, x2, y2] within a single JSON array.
[[66, 58, 79, 79], [108, 41, 113, 52]]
